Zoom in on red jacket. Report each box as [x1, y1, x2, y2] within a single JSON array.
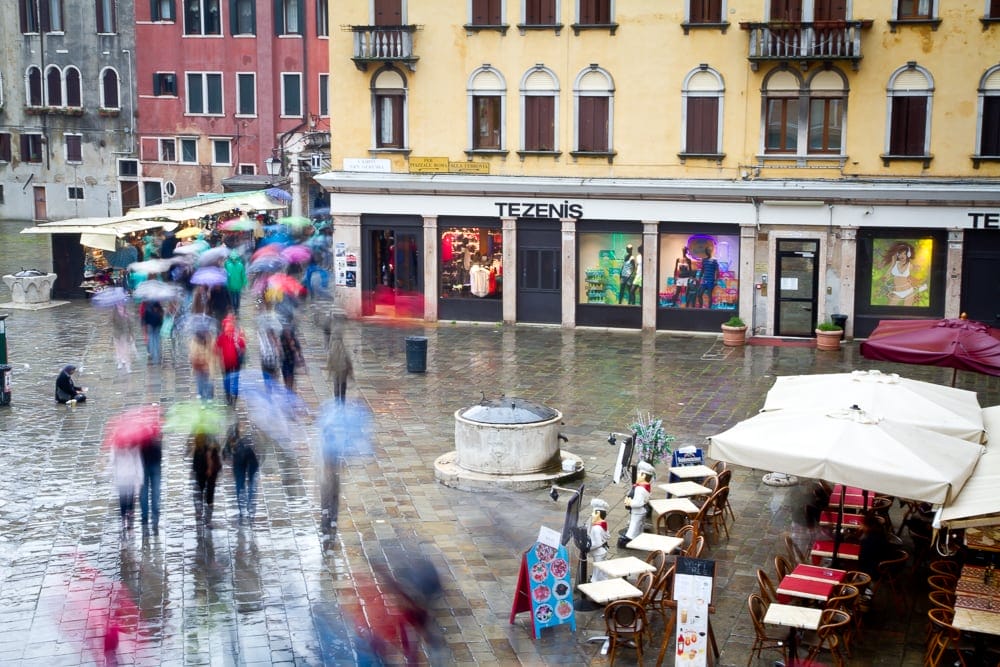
[[216, 328, 246, 371]]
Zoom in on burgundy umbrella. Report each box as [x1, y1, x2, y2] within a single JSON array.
[[860, 316, 1000, 386]]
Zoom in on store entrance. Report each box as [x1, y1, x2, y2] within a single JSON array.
[[363, 228, 423, 319], [516, 226, 561, 324], [774, 239, 819, 337], [961, 232, 1000, 326]]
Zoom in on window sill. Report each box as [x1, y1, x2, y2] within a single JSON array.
[[516, 23, 564, 36], [880, 153, 933, 168], [464, 23, 509, 36], [678, 152, 725, 164], [570, 150, 616, 164], [369, 148, 411, 156], [571, 22, 618, 36], [982, 17, 1000, 30], [464, 149, 508, 158], [517, 150, 561, 160], [756, 154, 848, 168], [887, 18, 941, 32], [681, 21, 730, 35], [972, 155, 1000, 169]]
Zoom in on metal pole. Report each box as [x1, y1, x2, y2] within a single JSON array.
[[0, 314, 8, 364]]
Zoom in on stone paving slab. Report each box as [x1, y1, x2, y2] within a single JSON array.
[[0, 300, 999, 665]]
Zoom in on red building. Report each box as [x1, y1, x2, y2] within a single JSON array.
[[132, 0, 330, 215]]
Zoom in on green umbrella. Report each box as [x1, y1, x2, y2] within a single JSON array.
[[165, 400, 228, 435], [278, 216, 313, 229]]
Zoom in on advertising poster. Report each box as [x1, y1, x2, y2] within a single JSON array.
[[869, 238, 933, 307], [334, 243, 347, 286], [673, 557, 714, 667]]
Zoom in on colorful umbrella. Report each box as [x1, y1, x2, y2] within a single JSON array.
[[128, 258, 176, 274], [317, 400, 374, 459], [197, 246, 232, 267], [218, 216, 255, 232], [103, 405, 162, 449], [165, 400, 228, 436], [181, 313, 220, 335], [91, 286, 130, 308], [265, 187, 293, 203], [133, 280, 181, 302], [267, 273, 307, 298], [248, 255, 288, 274], [174, 226, 205, 239], [190, 266, 228, 286], [280, 244, 313, 264], [278, 216, 313, 229], [252, 244, 283, 261]]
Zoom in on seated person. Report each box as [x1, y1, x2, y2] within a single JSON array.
[[55, 364, 87, 403]]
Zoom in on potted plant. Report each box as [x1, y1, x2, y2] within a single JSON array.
[[721, 315, 748, 347], [629, 411, 675, 467], [815, 320, 844, 351]]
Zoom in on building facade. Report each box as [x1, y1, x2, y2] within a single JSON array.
[[316, 0, 1000, 337], [0, 0, 136, 221]]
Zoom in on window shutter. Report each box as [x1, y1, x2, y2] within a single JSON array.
[[691, 0, 722, 23], [992, 0, 1000, 18], [814, 0, 847, 22], [229, 0, 238, 34], [687, 97, 718, 154], [578, 96, 608, 152], [274, 0, 284, 34], [525, 96, 554, 151], [982, 97, 1000, 156], [66, 69, 81, 106], [472, 0, 501, 24], [39, 0, 51, 31], [20, 136, 29, 162], [890, 97, 926, 155]]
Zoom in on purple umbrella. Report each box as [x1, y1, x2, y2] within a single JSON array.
[[190, 266, 228, 286], [91, 286, 130, 308], [280, 244, 312, 264]]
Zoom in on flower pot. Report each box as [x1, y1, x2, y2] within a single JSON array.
[[721, 324, 748, 347], [815, 329, 843, 351]]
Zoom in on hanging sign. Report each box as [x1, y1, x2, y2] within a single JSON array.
[[509, 527, 576, 639], [673, 557, 715, 667]]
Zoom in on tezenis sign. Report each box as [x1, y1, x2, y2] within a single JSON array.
[[968, 212, 1000, 229], [495, 201, 583, 220]]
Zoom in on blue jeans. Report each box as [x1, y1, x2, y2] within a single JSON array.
[[234, 468, 257, 516], [303, 264, 329, 295], [195, 371, 214, 400], [139, 460, 161, 526], [147, 327, 161, 364], [223, 370, 241, 402]]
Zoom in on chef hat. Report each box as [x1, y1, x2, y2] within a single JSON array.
[[637, 461, 656, 479], [591, 498, 610, 513]]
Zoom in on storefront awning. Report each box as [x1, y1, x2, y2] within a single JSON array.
[[940, 405, 1000, 529], [20, 217, 179, 250]]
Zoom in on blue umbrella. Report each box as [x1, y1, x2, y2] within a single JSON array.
[[316, 400, 374, 459], [265, 187, 292, 203], [248, 255, 288, 274], [190, 266, 228, 286], [91, 286, 129, 308]]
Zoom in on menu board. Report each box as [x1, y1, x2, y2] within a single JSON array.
[[673, 557, 714, 667], [509, 530, 576, 638]]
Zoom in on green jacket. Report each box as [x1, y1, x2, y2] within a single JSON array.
[[225, 255, 247, 292]]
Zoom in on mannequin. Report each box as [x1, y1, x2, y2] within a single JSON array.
[[695, 246, 719, 309], [619, 461, 655, 547], [589, 498, 611, 582], [629, 245, 643, 305], [618, 244, 636, 304], [674, 247, 693, 307]]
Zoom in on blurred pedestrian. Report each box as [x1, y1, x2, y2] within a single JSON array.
[[142, 300, 164, 366], [317, 400, 372, 535], [258, 325, 282, 389], [139, 434, 163, 534], [189, 329, 217, 400], [110, 303, 135, 372], [55, 364, 87, 404], [224, 423, 259, 520], [225, 250, 247, 314], [323, 314, 353, 403], [112, 444, 143, 532], [189, 432, 222, 527], [216, 313, 247, 406], [279, 324, 304, 392]]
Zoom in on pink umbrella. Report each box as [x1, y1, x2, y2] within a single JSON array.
[[281, 244, 312, 264], [252, 244, 283, 261], [103, 405, 163, 449]]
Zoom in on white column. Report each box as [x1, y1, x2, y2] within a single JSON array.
[[642, 221, 659, 332], [838, 226, 857, 339], [332, 214, 362, 319], [423, 215, 438, 322], [945, 228, 963, 319], [739, 224, 756, 332], [502, 217, 517, 325], [561, 218, 576, 328]]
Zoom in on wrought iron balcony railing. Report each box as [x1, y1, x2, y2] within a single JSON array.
[[351, 25, 418, 71], [740, 20, 873, 70]]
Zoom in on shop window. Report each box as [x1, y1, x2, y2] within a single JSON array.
[[97, 0, 116, 33], [681, 67, 724, 156], [231, 0, 255, 35], [657, 233, 739, 312], [154, 72, 177, 96], [689, 0, 722, 24], [885, 64, 932, 158], [66, 134, 83, 162], [439, 227, 503, 300], [521, 66, 558, 153], [468, 67, 506, 152], [372, 67, 407, 150], [101, 68, 121, 109], [236, 73, 256, 115], [471, 0, 502, 26], [869, 238, 933, 308], [578, 232, 643, 306], [185, 0, 221, 35], [573, 66, 614, 155], [977, 66, 1000, 159], [525, 0, 556, 25]]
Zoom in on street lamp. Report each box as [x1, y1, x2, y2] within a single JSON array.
[[265, 155, 283, 177]]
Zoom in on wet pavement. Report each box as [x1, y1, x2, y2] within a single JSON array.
[[1, 291, 999, 666]]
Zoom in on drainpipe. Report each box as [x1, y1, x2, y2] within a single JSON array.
[[116, 49, 135, 155]]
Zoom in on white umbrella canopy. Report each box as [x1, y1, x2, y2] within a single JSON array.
[[708, 407, 985, 505], [762, 370, 986, 444]]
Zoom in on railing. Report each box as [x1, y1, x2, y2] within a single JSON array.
[[740, 21, 872, 68], [351, 25, 418, 70]]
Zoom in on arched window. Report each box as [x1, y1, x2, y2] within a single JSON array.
[[468, 66, 506, 151], [65, 66, 81, 108], [762, 68, 802, 154], [681, 66, 724, 156], [520, 65, 559, 153], [886, 63, 933, 157], [101, 68, 120, 109], [805, 69, 847, 155], [371, 66, 406, 149], [45, 65, 63, 106], [26, 66, 43, 106], [976, 65, 1000, 159], [573, 65, 614, 154]]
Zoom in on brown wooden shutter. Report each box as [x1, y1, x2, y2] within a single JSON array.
[[374, 0, 402, 26], [991, 0, 1000, 17], [770, 0, 803, 22], [686, 97, 719, 154], [580, 0, 610, 24], [691, 0, 722, 23], [472, 0, 501, 25], [890, 97, 926, 155], [578, 97, 608, 152], [525, 96, 554, 151], [814, 0, 847, 22]]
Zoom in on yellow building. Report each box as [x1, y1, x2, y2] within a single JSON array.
[[317, 1, 1000, 337]]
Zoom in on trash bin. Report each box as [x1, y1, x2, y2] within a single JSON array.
[[831, 314, 848, 330], [405, 336, 428, 373], [0, 364, 11, 406]]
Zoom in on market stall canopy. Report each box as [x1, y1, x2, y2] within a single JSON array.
[[939, 405, 1000, 528], [708, 406, 985, 505], [19, 216, 179, 251], [762, 370, 986, 444]]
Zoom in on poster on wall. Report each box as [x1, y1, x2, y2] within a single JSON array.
[[869, 238, 933, 307], [334, 243, 348, 287]]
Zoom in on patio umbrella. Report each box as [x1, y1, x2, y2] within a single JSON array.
[[860, 316, 1000, 386], [103, 405, 162, 449], [190, 266, 228, 287], [133, 280, 181, 302], [91, 286, 130, 308], [761, 370, 986, 443]]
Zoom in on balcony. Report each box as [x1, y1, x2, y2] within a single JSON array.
[[351, 25, 419, 72], [740, 20, 873, 71]]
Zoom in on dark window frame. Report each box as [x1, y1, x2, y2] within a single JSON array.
[[888, 95, 928, 156], [0, 133, 12, 162], [184, 0, 222, 36], [96, 0, 117, 33], [473, 95, 502, 150], [685, 96, 720, 155], [66, 134, 83, 162], [21, 134, 44, 163], [236, 73, 256, 115], [765, 96, 799, 154], [153, 72, 178, 96], [151, 0, 176, 22], [375, 92, 404, 149], [230, 0, 256, 35]]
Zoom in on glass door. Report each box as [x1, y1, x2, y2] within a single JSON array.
[[774, 239, 819, 337]]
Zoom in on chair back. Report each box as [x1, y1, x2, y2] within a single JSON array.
[[826, 583, 859, 612], [927, 606, 961, 641], [927, 573, 957, 594], [645, 549, 668, 581], [712, 460, 727, 474], [656, 509, 689, 535], [842, 570, 872, 591], [636, 571, 656, 606], [685, 535, 706, 559], [674, 524, 695, 552], [748, 593, 770, 637], [605, 599, 647, 635], [815, 608, 852, 647], [756, 568, 778, 604], [928, 559, 961, 577], [928, 589, 956, 610], [693, 475, 719, 506], [783, 533, 807, 565], [774, 554, 793, 581], [716, 468, 732, 489], [878, 548, 910, 578]]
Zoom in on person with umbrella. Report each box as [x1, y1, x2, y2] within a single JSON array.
[[225, 250, 247, 314], [142, 300, 165, 366], [111, 438, 144, 532], [111, 303, 135, 373], [279, 323, 304, 392], [324, 312, 353, 403], [189, 328, 217, 400], [216, 313, 247, 406], [223, 423, 259, 521], [139, 431, 163, 534], [316, 399, 373, 535], [189, 431, 222, 528]]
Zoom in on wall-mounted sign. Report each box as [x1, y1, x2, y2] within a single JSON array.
[[968, 212, 1000, 229], [495, 201, 583, 220], [343, 158, 391, 173], [409, 157, 450, 173], [449, 161, 490, 174]]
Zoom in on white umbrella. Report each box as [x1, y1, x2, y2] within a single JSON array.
[[128, 258, 176, 275], [133, 280, 182, 302], [708, 406, 984, 506], [197, 246, 232, 267], [762, 370, 985, 444]]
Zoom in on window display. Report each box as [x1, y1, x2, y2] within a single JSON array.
[[577, 233, 643, 306], [439, 227, 502, 299], [657, 233, 738, 311], [870, 238, 932, 307]]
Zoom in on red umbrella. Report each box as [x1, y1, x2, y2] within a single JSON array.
[[266, 273, 307, 298], [860, 316, 1000, 386], [103, 405, 163, 448]]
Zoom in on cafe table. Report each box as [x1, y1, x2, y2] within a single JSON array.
[[578, 577, 645, 655], [776, 566, 844, 603], [788, 564, 847, 584], [649, 497, 700, 520], [593, 556, 656, 580], [809, 539, 861, 565], [668, 464, 717, 481], [965, 526, 1000, 553], [953, 564, 1000, 636], [658, 481, 712, 498], [625, 532, 684, 553], [763, 603, 823, 666], [818, 511, 864, 530]]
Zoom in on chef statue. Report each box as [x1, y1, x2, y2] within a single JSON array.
[[589, 498, 611, 582], [619, 461, 656, 548]]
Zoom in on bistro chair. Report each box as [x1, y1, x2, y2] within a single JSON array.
[[927, 573, 958, 595], [783, 533, 808, 566], [925, 607, 970, 667], [604, 599, 648, 666], [645, 549, 668, 584], [928, 589, 956, 610], [746, 593, 787, 667], [929, 559, 962, 578], [711, 459, 727, 475], [685, 535, 706, 559], [692, 474, 719, 508], [716, 468, 736, 522], [656, 509, 689, 535], [825, 584, 861, 655], [874, 548, 911, 614], [645, 564, 676, 628], [871, 495, 896, 534], [774, 554, 794, 582], [802, 608, 852, 667], [706, 485, 731, 542], [673, 524, 695, 555], [756, 568, 780, 605]]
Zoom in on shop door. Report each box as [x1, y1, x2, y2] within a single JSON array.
[[33, 186, 47, 221], [961, 250, 1000, 326], [774, 239, 819, 337], [365, 229, 423, 319], [516, 228, 561, 323]]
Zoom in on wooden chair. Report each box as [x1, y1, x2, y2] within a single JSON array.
[[655, 509, 689, 535], [746, 593, 787, 667], [604, 599, 648, 666], [929, 559, 962, 578], [774, 554, 794, 582], [825, 584, 861, 655], [928, 589, 956, 610], [716, 468, 736, 522], [803, 608, 852, 667], [756, 568, 780, 605], [690, 500, 711, 543], [685, 535, 706, 559], [927, 573, 957, 594], [645, 549, 668, 585], [646, 564, 676, 628], [874, 548, 911, 614], [871, 495, 896, 534], [842, 570, 872, 592], [712, 459, 727, 475], [691, 474, 719, 508], [635, 570, 657, 640], [925, 607, 969, 667], [783, 533, 807, 566], [704, 486, 731, 542], [673, 524, 695, 555]]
